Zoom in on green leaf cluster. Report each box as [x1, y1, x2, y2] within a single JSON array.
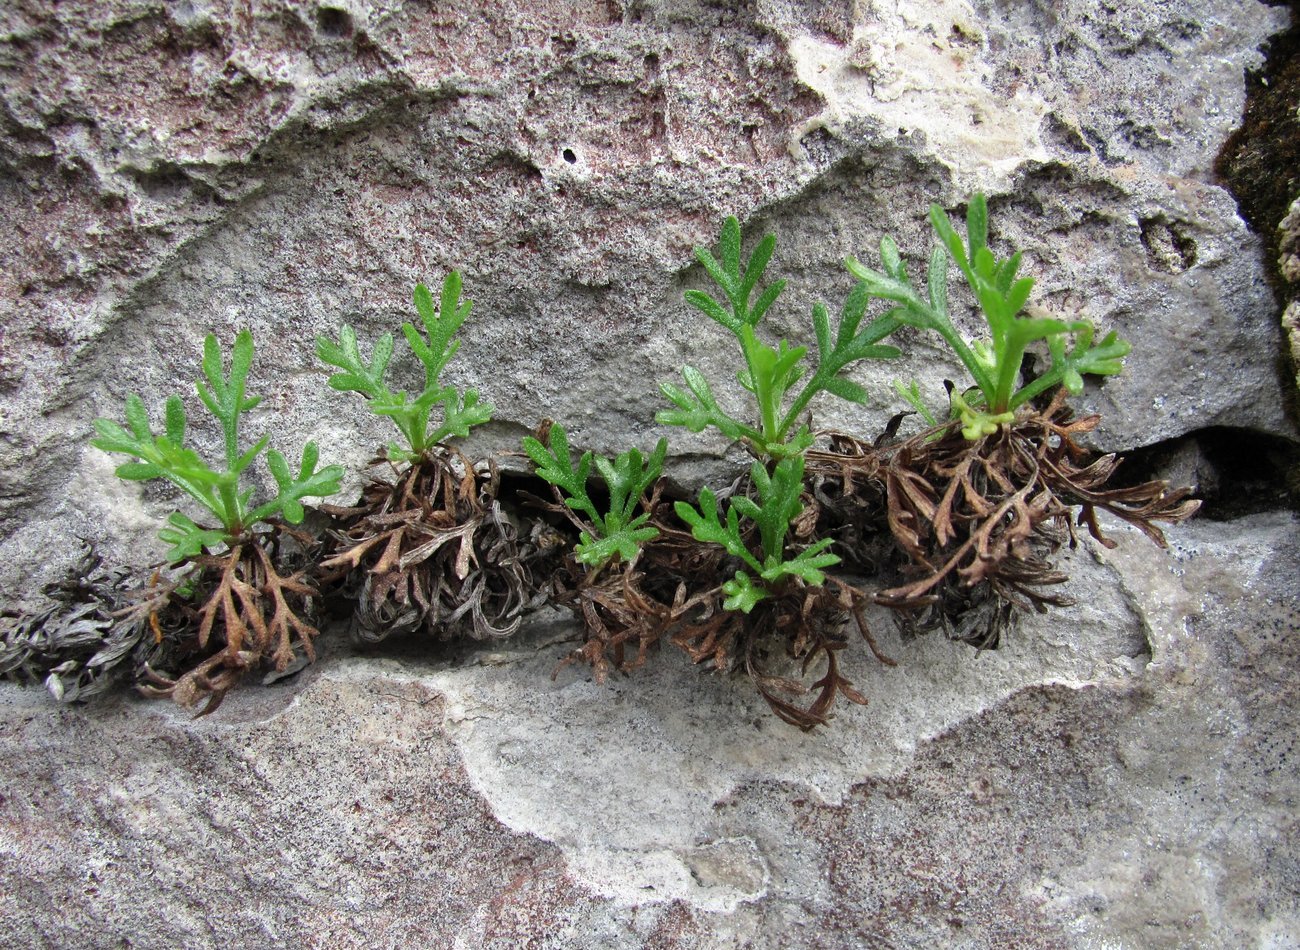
[[658, 217, 902, 459], [845, 193, 1130, 439], [523, 424, 667, 567], [316, 272, 493, 461], [675, 455, 839, 613], [91, 331, 345, 562]]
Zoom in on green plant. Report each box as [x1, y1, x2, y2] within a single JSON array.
[[675, 454, 838, 613], [92, 330, 344, 562], [523, 423, 667, 567], [316, 271, 493, 461], [845, 193, 1130, 439], [658, 217, 903, 458]]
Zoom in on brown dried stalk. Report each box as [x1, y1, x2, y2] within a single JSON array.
[[809, 389, 1200, 647], [320, 450, 553, 644], [139, 529, 325, 714]]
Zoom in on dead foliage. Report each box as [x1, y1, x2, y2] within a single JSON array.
[[0, 531, 325, 715], [319, 450, 556, 644], [0, 545, 163, 701], [542, 480, 895, 731], [808, 390, 1200, 648], [137, 527, 326, 714]]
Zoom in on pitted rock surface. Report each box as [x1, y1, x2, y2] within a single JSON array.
[[2, 2, 1299, 946], [0, 0, 1293, 586]]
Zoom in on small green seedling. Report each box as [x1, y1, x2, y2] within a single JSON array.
[[316, 272, 493, 461], [658, 217, 903, 459], [92, 330, 345, 562], [523, 423, 667, 567], [675, 455, 839, 613], [846, 193, 1130, 438]]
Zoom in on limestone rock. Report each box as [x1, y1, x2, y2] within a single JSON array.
[[1282, 198, 1300, 393], [2, 513, 1296, 946], [2, 2, 1299, 945], [0, 0, 1293, 586]]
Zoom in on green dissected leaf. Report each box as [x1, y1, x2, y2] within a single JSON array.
[[675, 489, 760, 573], [676, 455, 838, 612], [196, 330, 261, 462], [851, 193, 1132, 436], [762, 538, 839, 587], [420, 389, 494, 447], [525, 425, 665, 568], [665, 216, 900, 458], [575, 520, 659, 567], [722, 571, 768, 613], [657, 366, 757, 443], [157, 513, 229, 563], [93, 330, 343, 553], [1013, 321, 1132, 408], [522, 424, 598, 524], [316, 325, 394, 400], [317, 273, 490, 455], [248, 442, 346, 526]]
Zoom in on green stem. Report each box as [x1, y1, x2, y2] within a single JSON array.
[[990, 338, 1029, 414], [779, 378, 819, 438], [169, 476, 228, 524], [741, 337, 781, 449], [939, 324, 996, 402], [1008, 368, 1061, 410], [216, 477, 244, 535]]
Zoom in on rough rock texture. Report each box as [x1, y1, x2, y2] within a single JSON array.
[[1216, 6, 1300, 400], [3, 1, 1300, 946], [0, 0, 1295, 585], [1283, 197, 1300, 391], [2, 513, 1298, 947]]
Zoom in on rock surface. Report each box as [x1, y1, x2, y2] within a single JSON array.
[[2, 512, 1298, 947], [2, 1, 1299, 946], [0, 0, 1295, 585], [1283, 197, 1300, 392]]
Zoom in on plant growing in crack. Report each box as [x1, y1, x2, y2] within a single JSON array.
[[808, 192, 1199, 649], [90, 329, 345, 713], [522, 422, 667, 571], [658, 216, 904, 458], [540, 217, 900, 729], [674, 454, 836, 614], [316, 271, 494, 463], [316, 272, 551, 644], [845, 192, 1130, 438]]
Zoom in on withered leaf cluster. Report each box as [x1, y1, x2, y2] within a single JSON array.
[[548, 393, 1198, 727], [136, 531, 325, 714], [4, 391, 1201, 729], [0, 546, 155, 702], [809, 391, 1200, 648], [319, 450, 556, 644]]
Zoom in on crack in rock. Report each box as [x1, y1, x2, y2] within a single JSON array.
[[330, 531, 1155, 909]]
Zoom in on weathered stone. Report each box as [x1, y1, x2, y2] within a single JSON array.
[[1282, 197, 1300, 393], [2, 1, 1299, 945], [0, 0, 1294, 587], [2, 512, 1296, 946]]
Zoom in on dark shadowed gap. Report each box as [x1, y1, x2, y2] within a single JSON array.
[[1115, 427, 1300, 520]]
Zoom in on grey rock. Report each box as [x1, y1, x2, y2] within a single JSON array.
[[2, 513, 1297, 947], [1282, 197, 1300, 394], [0, 0, 1294, 589], [2, 1, 1299, 946]]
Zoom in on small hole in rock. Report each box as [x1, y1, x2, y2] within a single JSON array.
[[562, 148, 578, 164], [317, 7, 353, 38]]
